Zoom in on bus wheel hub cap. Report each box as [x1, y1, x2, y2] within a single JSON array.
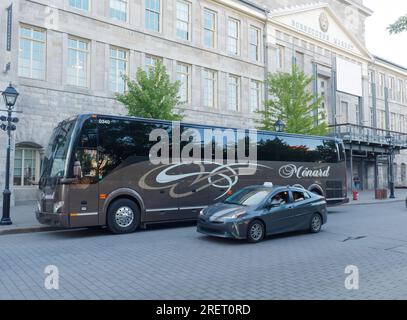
[[115, 207, 134, 228]]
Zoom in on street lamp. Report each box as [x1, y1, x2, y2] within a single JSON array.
[[385, 133, 396, 199], [0, 83, 20, 226], [275, 119, 285, 133]]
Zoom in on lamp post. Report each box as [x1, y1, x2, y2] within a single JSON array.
[[385, 133, 395, 199], [0, 84, 20, 226], [275, 119, 285, 133]]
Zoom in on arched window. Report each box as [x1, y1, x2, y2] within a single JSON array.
[[402, 163, 407, 184], [14, 143, 42, 187]]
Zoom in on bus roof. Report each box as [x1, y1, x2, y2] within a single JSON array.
[[74, 114, 342, 142]]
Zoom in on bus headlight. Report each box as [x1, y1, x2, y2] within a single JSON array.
[[53, 201, 64, 214]]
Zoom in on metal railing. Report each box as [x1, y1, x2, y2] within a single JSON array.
[[328, 123, 407, 149]]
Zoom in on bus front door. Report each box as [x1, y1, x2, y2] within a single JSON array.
[[68, 148, 99, 228]]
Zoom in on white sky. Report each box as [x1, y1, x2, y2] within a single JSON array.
[[364, 0, 407, 67]]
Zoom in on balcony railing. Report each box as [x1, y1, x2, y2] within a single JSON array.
[[328, 123, 407, 149]]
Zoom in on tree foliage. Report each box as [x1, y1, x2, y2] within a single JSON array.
[[256, 65, 328, 136], [116, 61, 184, 121], [388, 15, 407, 34]]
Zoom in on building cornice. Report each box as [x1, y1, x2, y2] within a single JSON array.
[[338, 0, 374, 17]]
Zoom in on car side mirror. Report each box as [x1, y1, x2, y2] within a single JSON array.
[[73, 161, 82, 179]]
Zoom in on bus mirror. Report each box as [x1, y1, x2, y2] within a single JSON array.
[[73, 161, 82, 178]]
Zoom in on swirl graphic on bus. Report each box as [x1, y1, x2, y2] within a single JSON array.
[[139, 162, 272, 200]]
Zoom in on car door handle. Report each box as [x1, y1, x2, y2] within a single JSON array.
[[287, 206, 294, 209]]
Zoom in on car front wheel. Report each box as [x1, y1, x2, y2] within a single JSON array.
[[247, 220, 265, 243], [309, 213, 322, 233]]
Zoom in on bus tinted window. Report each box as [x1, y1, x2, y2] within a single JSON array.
[[257, 134, 338, 163], [98, 119, 171, 177]]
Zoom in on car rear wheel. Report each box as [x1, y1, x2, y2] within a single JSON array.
[[107, 199, 140, 234], [309, 213, 322, 233], [247, 220, 265, 243]]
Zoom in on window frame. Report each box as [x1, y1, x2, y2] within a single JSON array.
[[144, 54, 162, 74], [109, 0, 128, 22], [109, 46, 128, 94], [276, 45, 285, 70], [227, 74, 240, 112], [203, 8, 217, 49], [379, 73, 385, 98], [388, 76, 396, 101], [68, 0, 90, 11], [227, 17, 240, 56], [249, 25, 261, 62], [250, 79, 262, 112], [145, 0, 162, 33], [175, 0, 191, 41], [203, 68, 217, 108], [67, 36, 90, 88], [18, 24, 46, 80], [13, 147, 41, 187], [176, 62, 191, 104]]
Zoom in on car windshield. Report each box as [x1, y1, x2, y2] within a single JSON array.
[[41, 120, 76, 179], [224, 188, 270, 207]]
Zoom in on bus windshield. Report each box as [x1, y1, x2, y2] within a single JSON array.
[[41, 120, 76, 179]]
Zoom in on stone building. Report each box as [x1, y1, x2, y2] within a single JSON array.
[[0, 0, 406, 205]]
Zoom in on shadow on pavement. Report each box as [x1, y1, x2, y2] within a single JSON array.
[[41, 220, 198, 239]]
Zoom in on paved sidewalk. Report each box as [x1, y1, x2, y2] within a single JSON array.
[[0, 201, 60, 235], [0, 189, 406, 236], [345, 188, 407, 206]]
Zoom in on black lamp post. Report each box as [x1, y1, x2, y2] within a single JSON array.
[[385, 133, 395, 199], [275, 119, 285, 133], [0, 83, 20, 226]]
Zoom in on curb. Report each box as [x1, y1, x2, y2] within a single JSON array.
[[345, 199, 405, 206], [0, 226, 62, 236]]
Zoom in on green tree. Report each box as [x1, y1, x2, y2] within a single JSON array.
[[388, 15, 407, 34], [256, 65, 328, 136], [117, 61, 184, 121]]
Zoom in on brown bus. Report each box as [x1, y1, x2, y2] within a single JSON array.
[[36, 114, 348, 234]]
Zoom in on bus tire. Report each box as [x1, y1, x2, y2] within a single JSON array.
[[107, 199, 140, 234]]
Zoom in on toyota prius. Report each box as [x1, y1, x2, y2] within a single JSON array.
[[197, 185, 327, 243]]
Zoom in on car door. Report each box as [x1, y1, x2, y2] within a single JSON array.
[[263, 190, 294, 235], [289, 189, 313, 231]]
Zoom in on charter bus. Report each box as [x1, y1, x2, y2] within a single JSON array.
[[37, 114, 348, 234]]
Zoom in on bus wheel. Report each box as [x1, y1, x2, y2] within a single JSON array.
[[107, 199, 140, 234]]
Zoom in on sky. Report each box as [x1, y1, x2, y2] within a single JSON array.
[[364, 0, 407, 67]]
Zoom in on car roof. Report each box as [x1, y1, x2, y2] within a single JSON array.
[[244, 185, 312, 194]]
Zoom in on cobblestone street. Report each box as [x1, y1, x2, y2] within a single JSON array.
[[1, 202, 407, 300]]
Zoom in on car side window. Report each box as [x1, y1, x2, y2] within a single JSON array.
[[292, 191, 308, 202], [269, 191, 290, 206]]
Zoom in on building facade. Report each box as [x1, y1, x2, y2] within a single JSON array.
[[0, 0, 407, 205]]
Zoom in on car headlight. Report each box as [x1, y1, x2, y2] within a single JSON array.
[[53, 201, 64, 214], [216, 210, 247, 221]]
